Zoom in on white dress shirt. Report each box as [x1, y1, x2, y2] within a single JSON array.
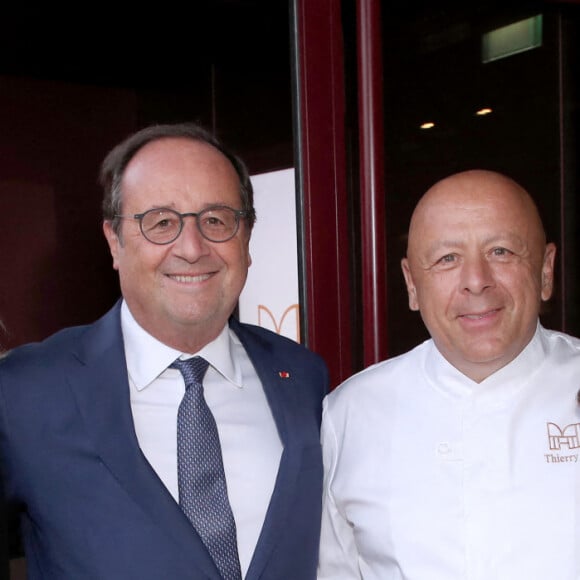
[[121, 301, 283, 578], [318, 324, 580, 580]]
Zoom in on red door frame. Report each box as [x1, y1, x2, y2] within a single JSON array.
[[357, 0, 389, 367], [292, 0, 352, 387], [292, 0, 387, 386]]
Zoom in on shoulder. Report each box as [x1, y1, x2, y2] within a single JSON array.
[[539, 325, 580, 362], [325, 339, 432, 410], [232, 318, 326, 363], [0, 325, 91, 411], [321, 341, 432, 449], [1, 325, 88, 373], [0, 304, 120, 379], [231, 318, 329, 398]]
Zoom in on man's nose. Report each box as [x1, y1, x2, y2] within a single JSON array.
[[460, 255, 495, 294], [171, 217, 210, 261]]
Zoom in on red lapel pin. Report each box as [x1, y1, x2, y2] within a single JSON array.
[[278, 371, 290, 379]]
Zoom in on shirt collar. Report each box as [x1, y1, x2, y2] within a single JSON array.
[[120, 300, 243, 391], [425, 321, 547, 402]]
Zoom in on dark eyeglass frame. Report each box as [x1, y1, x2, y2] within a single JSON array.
[[114, 205, 249, 244]]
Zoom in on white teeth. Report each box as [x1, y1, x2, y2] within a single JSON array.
[[170, 274, 210, 283], [463, 311, 493, 320]]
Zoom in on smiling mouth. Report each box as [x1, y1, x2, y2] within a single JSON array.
[[167, 274, 212, 283], [460, 309, 500, 320]]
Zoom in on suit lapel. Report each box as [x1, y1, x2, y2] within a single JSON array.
[[68, 304, 220, 579], [231, 320, 307, 579]]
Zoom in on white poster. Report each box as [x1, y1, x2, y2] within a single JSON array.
[[238, 168, 300, 343]]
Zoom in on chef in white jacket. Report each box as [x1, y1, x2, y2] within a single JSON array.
[[318, 169, 580, 580]]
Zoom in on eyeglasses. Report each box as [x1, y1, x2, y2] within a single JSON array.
[[115, 205, 248, 244]]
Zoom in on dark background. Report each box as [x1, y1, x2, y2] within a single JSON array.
[[380, 0, 580, 355]]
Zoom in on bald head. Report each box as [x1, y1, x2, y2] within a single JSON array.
[[407, 170, 546, 259], [401, 169, 556, 382]]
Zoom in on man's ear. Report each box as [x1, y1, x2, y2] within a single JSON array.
[[401, 258, 419, 311], [540, 242, 557, 302], [103, 221, 121, 271]]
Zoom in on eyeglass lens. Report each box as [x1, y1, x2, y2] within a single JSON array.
[[140, 207, 240, 244]]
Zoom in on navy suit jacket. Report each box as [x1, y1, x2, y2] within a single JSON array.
[[0, 303, 329, 579]]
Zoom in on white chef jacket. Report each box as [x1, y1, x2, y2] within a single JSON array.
[[318, 324, 580, 580]]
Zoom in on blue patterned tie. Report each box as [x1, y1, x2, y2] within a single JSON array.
[[171, 357, 242, 580]]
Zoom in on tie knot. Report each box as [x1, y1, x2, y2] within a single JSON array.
[[171, 356, 210, 388]]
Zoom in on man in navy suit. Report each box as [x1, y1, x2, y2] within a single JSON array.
[[0, 123, 329, 579]]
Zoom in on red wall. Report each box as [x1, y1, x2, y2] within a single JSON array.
[[0, 77, 140, 348]]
